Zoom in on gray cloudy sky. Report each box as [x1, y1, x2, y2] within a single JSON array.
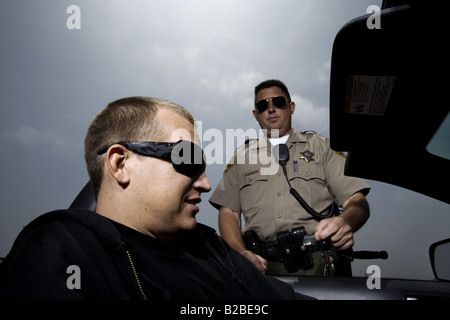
[[1, 0, 448, 280]]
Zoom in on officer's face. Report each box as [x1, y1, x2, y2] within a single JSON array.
[[253, 86, 295, 138]]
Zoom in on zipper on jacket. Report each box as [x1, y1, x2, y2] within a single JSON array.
[[126, 250, 148, 300]]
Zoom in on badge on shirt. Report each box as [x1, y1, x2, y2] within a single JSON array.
[[299, 149, 315, 163]]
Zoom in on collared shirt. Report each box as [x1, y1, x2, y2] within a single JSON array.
[[209, 129, 370, 242]]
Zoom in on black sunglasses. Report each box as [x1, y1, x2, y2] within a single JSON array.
[[255, 96, 287, 113], [97, 140, 206, 178]]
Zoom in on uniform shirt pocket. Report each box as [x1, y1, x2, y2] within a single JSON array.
[[238, 168, 269, 214], [288, 163, 333, 212]]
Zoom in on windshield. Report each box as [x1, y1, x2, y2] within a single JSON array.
[[349, 180, 450, 280], [427, 111, 450, 161]]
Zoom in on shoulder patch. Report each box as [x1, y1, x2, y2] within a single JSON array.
[[334, 151, 347, 158], [223, 157, 235, 174], [223, 162, 234, 174]]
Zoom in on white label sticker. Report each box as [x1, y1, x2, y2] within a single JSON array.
[[344, 75, 395, 116]]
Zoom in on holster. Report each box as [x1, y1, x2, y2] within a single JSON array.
[[276, 230, 299, 272], [291, 227, 314, 270], [243, 227, 314, 273], [243, 230, 264, 257], [276, 227, 313, 272]]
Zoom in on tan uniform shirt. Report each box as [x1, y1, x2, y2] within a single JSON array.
[[209, 129, 370, 242]]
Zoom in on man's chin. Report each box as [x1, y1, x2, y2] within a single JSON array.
[[179, 219, 198, 234]]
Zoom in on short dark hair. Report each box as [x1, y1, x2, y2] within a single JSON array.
[[254, 79, 291, 103]]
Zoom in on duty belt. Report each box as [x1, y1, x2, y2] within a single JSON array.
[[243, 227, 331, 272]]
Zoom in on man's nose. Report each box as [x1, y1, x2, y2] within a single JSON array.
[[267, 101, 277, 112], [194, 172, 211, 193]]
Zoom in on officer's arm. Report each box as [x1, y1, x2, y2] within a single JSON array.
[[315, 192, 370, 250], [340, 191, 370, 233], [219, 207, 268, 273], [218, 207, 245, 252]]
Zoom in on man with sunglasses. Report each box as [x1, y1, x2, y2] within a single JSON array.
[[210, 79, 371, 276], [0, 96, 307, 300]]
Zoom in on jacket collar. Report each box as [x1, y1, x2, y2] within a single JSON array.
[[12, 209, 125, 252], [16, 208, 222, 253]]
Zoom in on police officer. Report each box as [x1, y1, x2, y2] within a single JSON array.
[[209, 79, 370, 276]]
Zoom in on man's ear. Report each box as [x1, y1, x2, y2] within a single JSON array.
[[252, 109, 259, 121], [105, 145, 130, 186], [289, 101, 296, 114]]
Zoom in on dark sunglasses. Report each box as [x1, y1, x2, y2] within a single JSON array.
[[97, 140, 206, 178], [255, 96, 287, 113]]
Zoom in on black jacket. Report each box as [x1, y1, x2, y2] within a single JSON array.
[[0, 209, 304, 300]]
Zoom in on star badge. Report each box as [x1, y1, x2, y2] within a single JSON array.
[[299, 149, 315, 163]]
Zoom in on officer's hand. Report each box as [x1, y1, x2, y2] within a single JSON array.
[[241, 250, 268, 274], [314, 216, 354, 250]]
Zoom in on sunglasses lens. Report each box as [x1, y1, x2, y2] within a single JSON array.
[[171, 141, 206, 178], [256, 100, 269, 113], [176, 162, 206, 178], [255, 96, 287, 112], [272, 96, 287, 108]]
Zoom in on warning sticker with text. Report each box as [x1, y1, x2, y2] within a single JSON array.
[[344, 75, 395, 116]]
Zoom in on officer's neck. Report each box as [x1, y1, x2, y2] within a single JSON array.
[[267, 128, 292, 139]]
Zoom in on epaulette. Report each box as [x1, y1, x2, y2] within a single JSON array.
[[223, 139, 257, 174], [300, 130, 317, 135], [235, 138, 256, 152], [245, 138, 257, 145]]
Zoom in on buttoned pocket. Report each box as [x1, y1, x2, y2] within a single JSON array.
[[288, 162, 325, 181], [288, 163, 332, 212], [238, 168, 269, 213]]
